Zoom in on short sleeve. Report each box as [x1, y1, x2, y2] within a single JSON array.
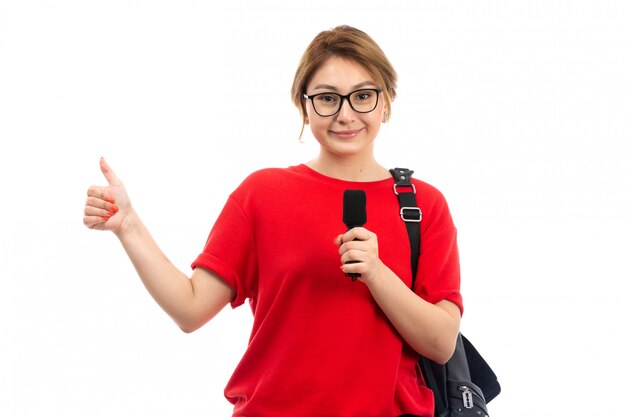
[[413, 183, 463, 314], [191, 195, 258, 308]]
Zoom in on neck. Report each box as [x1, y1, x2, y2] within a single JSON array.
[[306, 154, 390, 182]]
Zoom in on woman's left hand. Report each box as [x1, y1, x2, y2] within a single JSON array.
[[335, 227, 382, 284]]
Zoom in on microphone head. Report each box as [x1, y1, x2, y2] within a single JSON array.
[[342, 189, 367, 228]]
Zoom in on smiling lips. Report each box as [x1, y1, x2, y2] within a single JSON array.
[[331, 128, 364, 139]]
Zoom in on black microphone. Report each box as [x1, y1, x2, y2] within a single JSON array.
[[342, 190, 367, 280]]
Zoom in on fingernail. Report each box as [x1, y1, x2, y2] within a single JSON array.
[[102, 215, 110, 221], [111, 205, 119, 212], [105, 197, 115, 204]]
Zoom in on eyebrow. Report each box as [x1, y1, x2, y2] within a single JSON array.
[[310, 81, 377, 92]]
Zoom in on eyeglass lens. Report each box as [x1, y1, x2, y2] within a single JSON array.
[[312, 89, 379, 116]]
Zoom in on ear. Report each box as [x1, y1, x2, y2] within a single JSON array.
[[302, 101, 310, 125], [381, 96, 389, 123]]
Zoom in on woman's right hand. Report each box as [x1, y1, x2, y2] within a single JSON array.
[[83, 157, 131, 234]]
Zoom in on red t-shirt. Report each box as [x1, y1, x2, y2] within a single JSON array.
[[192, 164, 462, 417]]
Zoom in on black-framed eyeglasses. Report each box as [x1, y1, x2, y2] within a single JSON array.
[[303, 88, 383, 117]]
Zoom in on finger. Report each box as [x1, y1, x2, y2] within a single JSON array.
[[341, 250, 364, 265], [84, 205, 109, 217], [342, 227, 370, 242], [83, 215, 106, 229], [84, 204, 118, 218], [100, 157, 121, 186], [341, 260, 365, 276], [86, 186, 116, 204], [85, 194, 116, 210], [339, 241, 364, 256]]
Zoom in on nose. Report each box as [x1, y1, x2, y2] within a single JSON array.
[[336, 96, 356, 122]]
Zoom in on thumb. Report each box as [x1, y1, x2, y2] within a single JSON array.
[[99, 157, 121, 185]]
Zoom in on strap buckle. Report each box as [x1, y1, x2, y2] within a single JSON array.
[[393, 183, 416, 195], [400, 207, 422, 223]]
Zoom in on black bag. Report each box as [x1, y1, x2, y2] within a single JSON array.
[[390, 168, 501, 417]]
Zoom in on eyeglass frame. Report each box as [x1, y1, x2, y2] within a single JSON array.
[[302, 88, 384, 117]]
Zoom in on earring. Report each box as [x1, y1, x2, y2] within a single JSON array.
[[382, 111, 388, 123]]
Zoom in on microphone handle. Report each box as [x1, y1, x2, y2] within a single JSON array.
[[344, 227, 361, 281]]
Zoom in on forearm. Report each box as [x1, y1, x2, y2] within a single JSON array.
[[114, 209, 195, 329], [365, 262, 460, 364]]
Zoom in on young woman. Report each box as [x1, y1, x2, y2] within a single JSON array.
[[83, 25, 462, 417]]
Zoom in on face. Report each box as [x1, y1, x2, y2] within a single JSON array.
[[305, 56, 386, 160]]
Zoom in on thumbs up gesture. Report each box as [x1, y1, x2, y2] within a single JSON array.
[[83, 157, 131, 233]]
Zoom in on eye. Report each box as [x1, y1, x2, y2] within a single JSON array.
[[316, 94, 339, 103], [354, 90, 373, 101]]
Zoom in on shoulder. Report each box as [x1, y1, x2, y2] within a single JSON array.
[[230, 166, 306, 207], [242, 167, 294, 183], [410, 177, 455, 227], [236, 166, 302, 191], [411, 177, 449, 205]]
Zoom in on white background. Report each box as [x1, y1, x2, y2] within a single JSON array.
[[1, 1, 625, 416]]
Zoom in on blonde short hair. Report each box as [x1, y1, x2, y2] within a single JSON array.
[[291, 26, 398, 138]]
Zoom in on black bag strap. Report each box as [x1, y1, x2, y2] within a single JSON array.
[[389, 168, 422, 290], [389, 168, 447, 415], [390, 167, 500, 416]]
